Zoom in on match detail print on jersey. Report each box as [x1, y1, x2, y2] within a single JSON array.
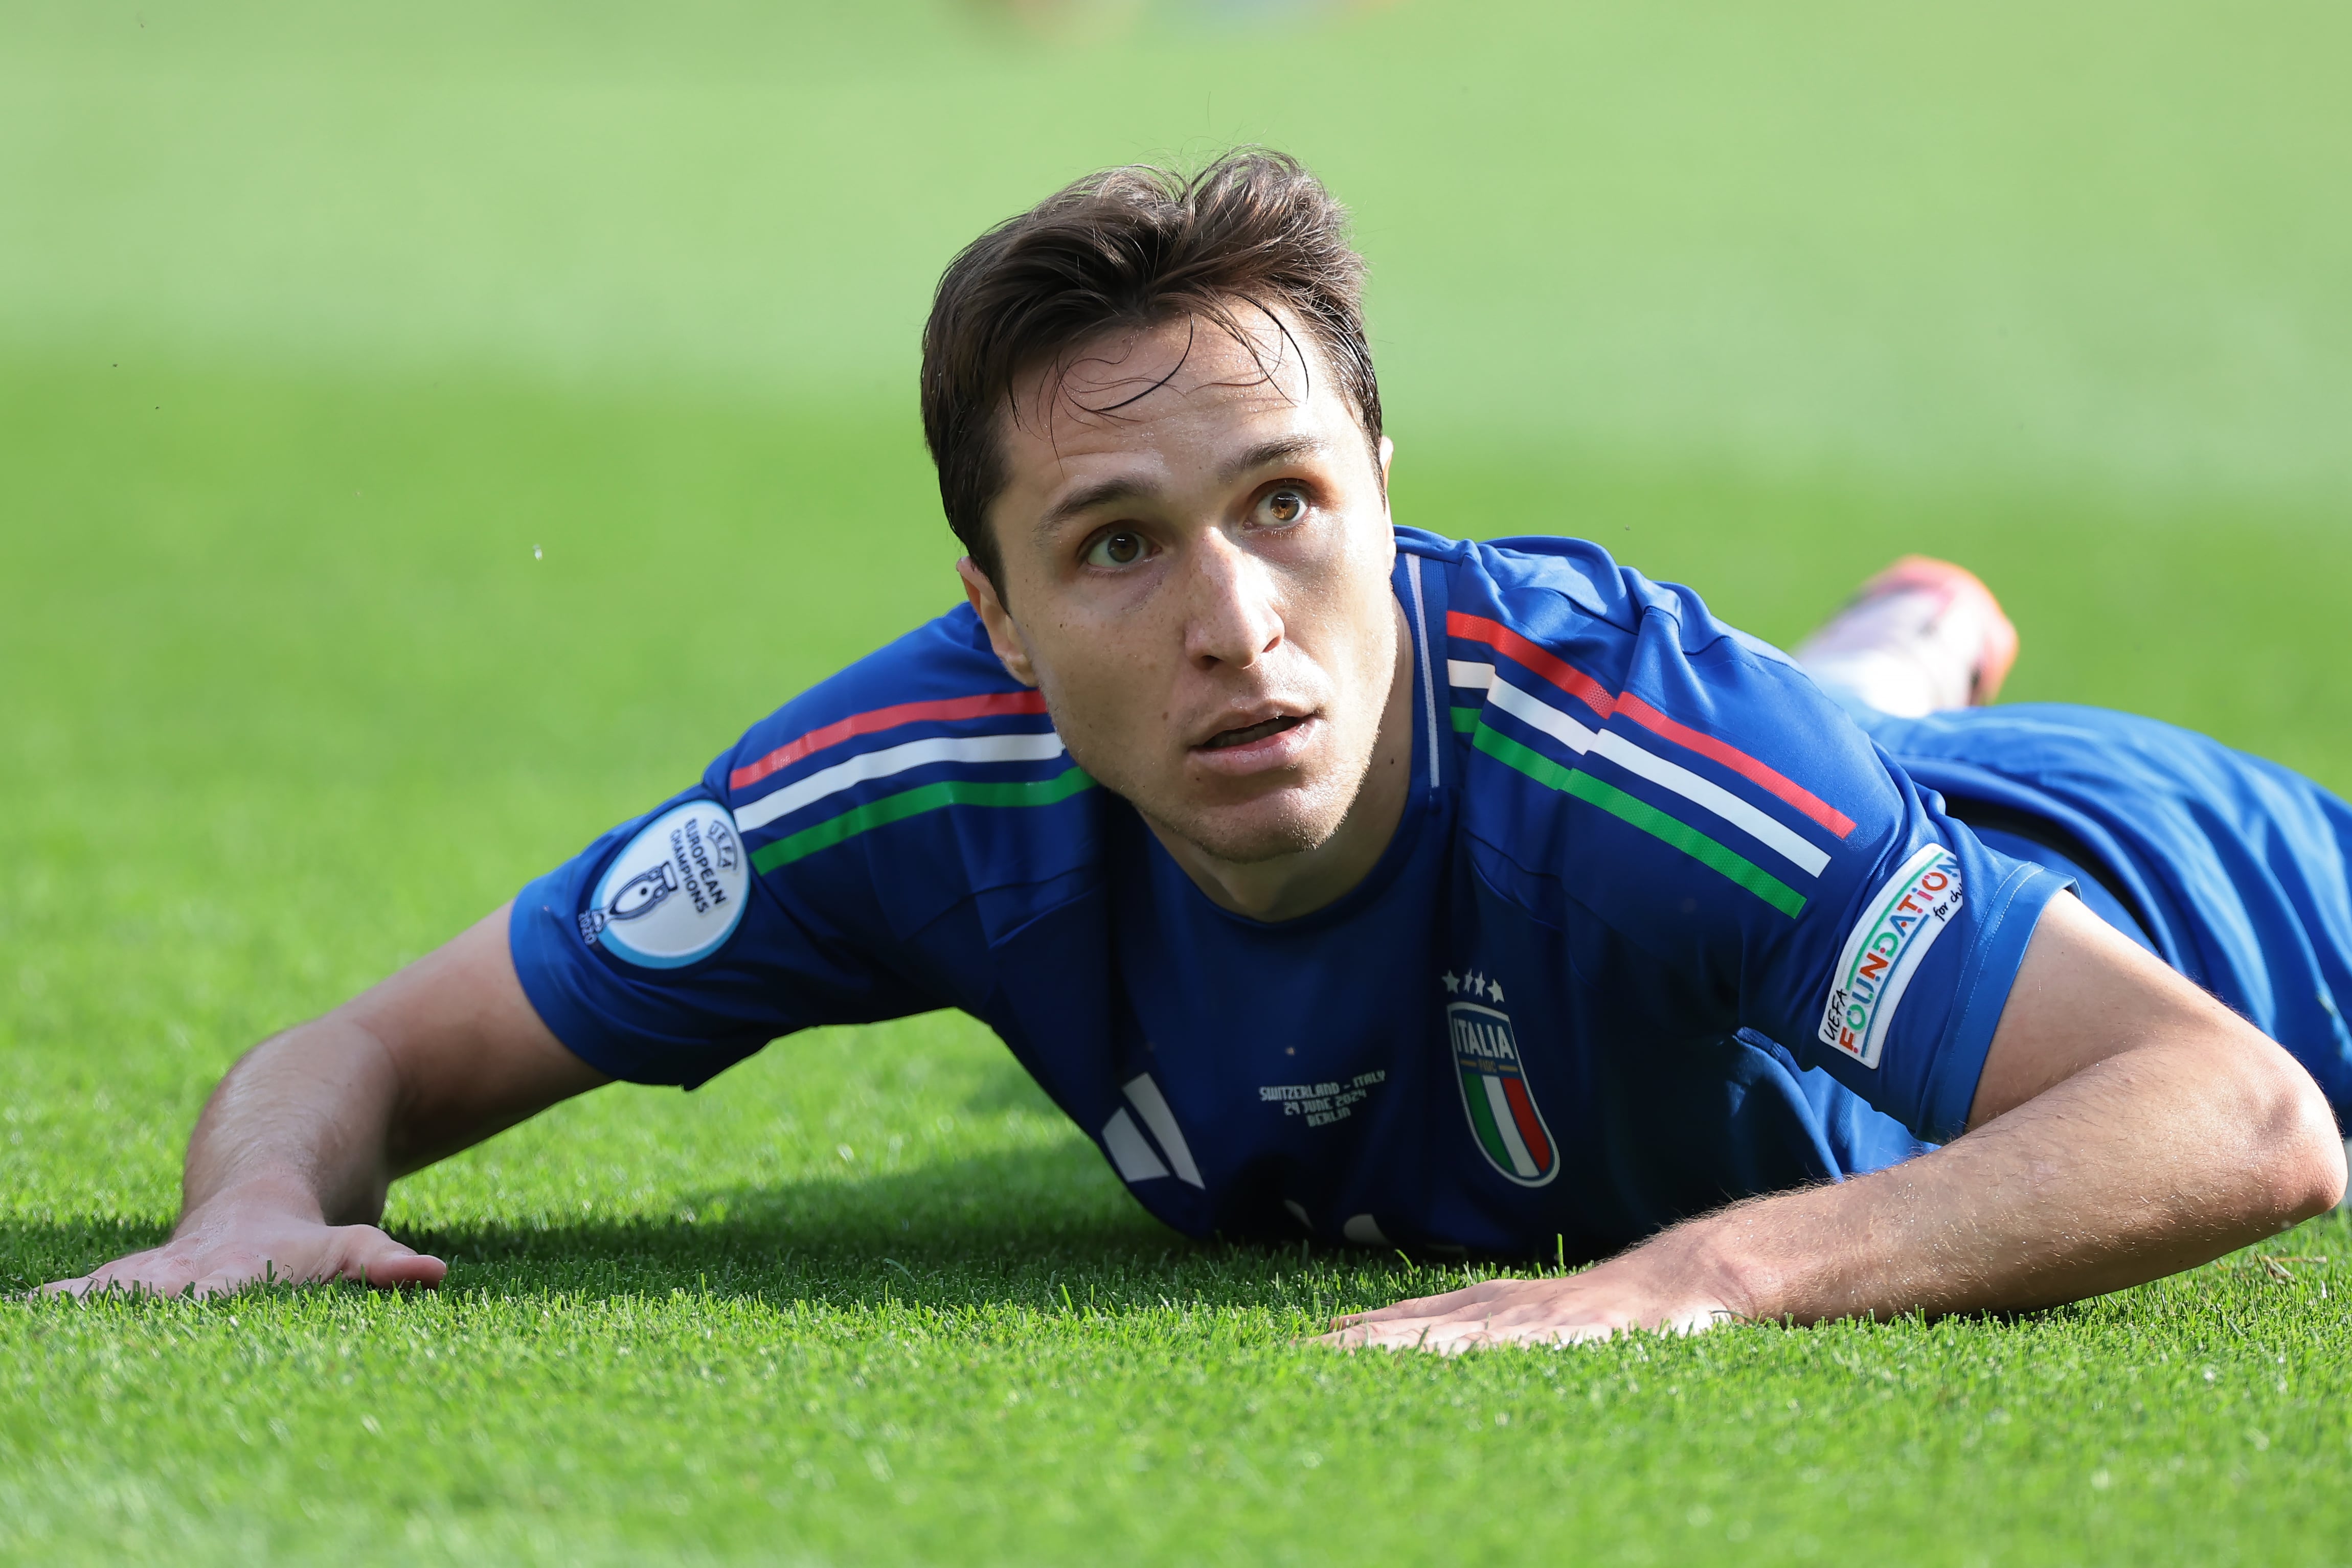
[[1445, 613, 1851, 918], [580, 801, 749, 968], [1817, 843, 1965, 1069], [725, 692, 1094, 872], [1446, 985, 1559, 1187]]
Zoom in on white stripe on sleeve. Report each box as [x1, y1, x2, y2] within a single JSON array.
[[732, 731, 1066, 834], [1480, 677, 1831, 879]]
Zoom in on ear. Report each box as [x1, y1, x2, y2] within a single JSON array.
[[956, 557, 1039, 688], [1377, 436, 1395, 507]]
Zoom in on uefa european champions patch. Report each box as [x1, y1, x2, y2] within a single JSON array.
[[578, 801, 748, 969], [1817, 843, 1964, 1067], [1447, 988, 1559, 1188]]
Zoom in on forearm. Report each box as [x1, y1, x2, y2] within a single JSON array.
[[1329, 900, 2346, 1351], [179, 1017, 408, 1230], [180, 907, 605, 1230], [53, 907, 604, 1297], [1671, 1036, 2341, 1324]]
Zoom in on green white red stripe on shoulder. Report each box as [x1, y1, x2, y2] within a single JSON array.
[[1446, 611, 1855, 837], [729, 691, 1049, 791], [1445, 610, 1855, 918], [747, 763, 1093, 873], [722, 688, 1088, 873]]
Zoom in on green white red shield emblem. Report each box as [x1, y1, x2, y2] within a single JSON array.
[[1448, 1000, 1559, 1187]]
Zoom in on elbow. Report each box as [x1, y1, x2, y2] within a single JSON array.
[[2249, 1052, 2345, 1223]]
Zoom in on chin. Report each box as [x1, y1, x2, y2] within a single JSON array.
[[1151, 785, 1353, 865]]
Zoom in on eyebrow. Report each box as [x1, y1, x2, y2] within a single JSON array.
[[1034, 436, 1331, 537], [1221, 435, 1326, 485], [1038, 476, 1154, 536]]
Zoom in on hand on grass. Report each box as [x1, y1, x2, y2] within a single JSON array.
[[41, 1195, 446, 1300], [1314, 1243, 1743, 1353]]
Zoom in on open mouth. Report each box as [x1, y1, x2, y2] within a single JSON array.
[[1200, 714, 1307, 751]]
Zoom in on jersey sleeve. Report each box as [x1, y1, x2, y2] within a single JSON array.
[[509, 605, 1093, 1089], [1448, 539, 2070, 1143]]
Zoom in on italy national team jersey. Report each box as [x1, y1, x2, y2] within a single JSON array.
[[511, 528, 2074, 1260]]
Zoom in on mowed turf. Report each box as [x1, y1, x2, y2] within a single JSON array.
[[9, 355, 2352, 1566], [8, 0, 2352, 1562]]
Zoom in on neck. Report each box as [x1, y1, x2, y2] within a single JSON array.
[[1146, 601, 1418, 922]]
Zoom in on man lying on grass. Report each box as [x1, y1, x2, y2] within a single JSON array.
[[53, 150, 2352, 1349]]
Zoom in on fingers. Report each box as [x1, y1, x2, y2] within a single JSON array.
[[1316, 1272, 1738, 1352], [344, 1237, 447, 1289], [1314, 1313, 1614, 1354], [321, 1224, 447, 1290], [1318, 1281, 1573, 1352], [1329, 1280, 1510, 1328], [37, 1225, 447, 1302], [40, 1247, 203, 1301]]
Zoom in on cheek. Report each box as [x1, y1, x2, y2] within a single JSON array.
[[1294, 535, 1394, 665], [1031, 623, 1165, 751]]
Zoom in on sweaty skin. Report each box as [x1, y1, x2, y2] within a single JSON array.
[[957, 308, 1413, 921], [47, 303, 2347, 1339]]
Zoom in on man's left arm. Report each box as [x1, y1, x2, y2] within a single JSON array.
[[1323, 893, 2346, 1350]]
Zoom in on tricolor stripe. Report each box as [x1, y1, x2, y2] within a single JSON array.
[[1447, 611, 1856, 838], [734, 731, 1066, 834], [1460, 1066, 1513, 1170], [749, 764, 1093, 873], [1498, 1077, 1552, 1172], [1450, 660, 1829, 877], [1460, 1067, 1549, 1180], [730, 691, 1049, 791], [1472, 726, 1806, 916]]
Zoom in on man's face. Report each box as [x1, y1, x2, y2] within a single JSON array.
[[960, 307, 1399, 868]]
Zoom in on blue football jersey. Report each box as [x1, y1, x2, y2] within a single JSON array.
[[1855, 705, 2352, 1117], [510, 529, 2068, 1259]]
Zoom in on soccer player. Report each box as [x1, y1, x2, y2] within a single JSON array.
[[51, 153, 2350, 1350]]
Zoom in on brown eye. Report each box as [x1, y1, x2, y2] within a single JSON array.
[[1261, 488, 1307, 526], [1084, 529, 1149, 569]]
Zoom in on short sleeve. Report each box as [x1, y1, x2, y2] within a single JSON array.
[[1448, 538, 2068, 1142], [510, 775, 946, 1088], [510, 604, 1090, 1088]]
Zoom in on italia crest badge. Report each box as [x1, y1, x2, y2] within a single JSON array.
[[1444, 971, 1559, 1188]]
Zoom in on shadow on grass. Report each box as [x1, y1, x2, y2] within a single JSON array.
[[3, 1146, 1418, 1308]]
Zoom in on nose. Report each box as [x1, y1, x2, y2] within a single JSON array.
[[1182, 530, 1283, 671]]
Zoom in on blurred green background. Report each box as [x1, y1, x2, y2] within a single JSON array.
[[7, 2, 2352, 1562]]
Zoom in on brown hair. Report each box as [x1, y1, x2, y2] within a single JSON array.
[[919, 148, 1382, 587]]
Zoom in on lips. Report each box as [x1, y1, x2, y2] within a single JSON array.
[[1186, 707, 1320, 778], [1201, 714, 1307, 751]]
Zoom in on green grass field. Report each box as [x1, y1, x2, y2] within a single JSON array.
[[6, 2, 2352, 1562]]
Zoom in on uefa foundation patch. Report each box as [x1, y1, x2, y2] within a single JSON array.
[[1449, 997, 1559, 1187], [1817, 843, 1964, 1067], [578, 800, 749, 968]]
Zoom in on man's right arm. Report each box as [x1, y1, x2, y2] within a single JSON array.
[[44, 903, 608, 1298]]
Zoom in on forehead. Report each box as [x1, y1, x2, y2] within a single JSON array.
[[999, 307, 1358, 487]]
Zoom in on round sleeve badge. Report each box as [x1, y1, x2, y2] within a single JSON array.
[[578, 801, 750, 968]]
